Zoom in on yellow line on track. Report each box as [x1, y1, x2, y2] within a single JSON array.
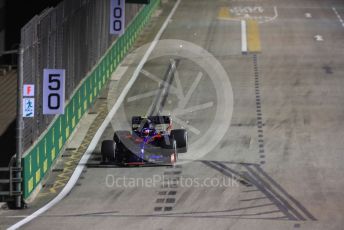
[[218, 7, 231, 19], [247, 19, 261, 53]]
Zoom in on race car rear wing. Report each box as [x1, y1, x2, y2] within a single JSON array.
[[132, 116, 171, 125], [132, 116, 171, 132]]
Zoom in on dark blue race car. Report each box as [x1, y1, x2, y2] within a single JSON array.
[[101, 116, 188, 166]]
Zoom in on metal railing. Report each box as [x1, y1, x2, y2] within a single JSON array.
[[0, 155, 22, 203], [21, 0, 141, 152]]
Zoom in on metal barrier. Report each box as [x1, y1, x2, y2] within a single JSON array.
[[0, 155, 22, 202], [21, 0, 160, 199]]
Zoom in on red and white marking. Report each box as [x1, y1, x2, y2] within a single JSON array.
[[23, 84, 35, 97]]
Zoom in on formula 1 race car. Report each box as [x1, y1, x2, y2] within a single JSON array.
[[101, 116, 188, 166]]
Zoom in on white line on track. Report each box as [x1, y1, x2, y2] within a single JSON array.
[[305, 13, 312, 18], [332, 7, 344, 28], [261, 6, 278, 23], [241, 20, 247, 53], [7, 0, 181, 229]]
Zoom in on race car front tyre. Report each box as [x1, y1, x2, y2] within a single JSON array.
[[101, 140, 116, 163], [113, 130, 130, 144], [170, 129, 188, 153]]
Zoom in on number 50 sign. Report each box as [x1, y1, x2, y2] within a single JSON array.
[[43, 69, 65, 115], [110, 0, 125, 35]]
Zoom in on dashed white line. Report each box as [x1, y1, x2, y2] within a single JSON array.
[[332, 7, 344, 28], [314, 35, 324, 41]]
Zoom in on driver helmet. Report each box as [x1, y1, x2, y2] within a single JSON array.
[[139, 118, 154, 136]]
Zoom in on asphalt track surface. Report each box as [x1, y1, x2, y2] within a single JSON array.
[[6, 0, 344, 229]]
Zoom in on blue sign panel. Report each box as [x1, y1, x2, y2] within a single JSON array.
[[43, 69, 65, 114], [23, 98, 35, 117], [110, 0, 125, 35]]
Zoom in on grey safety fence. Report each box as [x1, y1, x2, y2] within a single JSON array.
[[21, 0, 141, 152], [20, 0, 160, 199]]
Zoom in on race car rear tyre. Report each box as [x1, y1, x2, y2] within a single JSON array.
[[171, 143, 178, 164], [160, 137, 176, 149], [101, 140, 116, 162], [170, 129, 188, 153]]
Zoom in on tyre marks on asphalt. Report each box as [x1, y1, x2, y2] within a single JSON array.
[[248, 165, 317, 221], [202, 161, 316, 221], [241, 164, 317, 221], [154, 165, 182, 212], [253, 54, 266, 165]]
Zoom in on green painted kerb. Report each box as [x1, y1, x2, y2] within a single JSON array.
[[22, 0, 160, 199]]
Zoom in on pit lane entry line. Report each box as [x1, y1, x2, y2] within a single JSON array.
[[8, 0, 182, 229]]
